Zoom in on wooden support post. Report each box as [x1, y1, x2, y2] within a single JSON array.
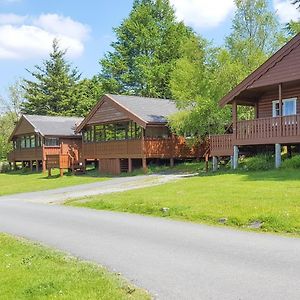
[[142, 158, 147, 173], [22, 161, 25, 169], [275, 144, 281, 168], [170, 158, 174, 167], [254, 102, 259, 119], [278, 83, 283, 136], [30, 160, 33, 172], [205, 154, 209, 173], [128, 158, 132, 173], [13, 161, 17, 171], [98, 159, 101, 174], [35, 160, 39, 172], [82, 160, 86, 172], [232, 100, 237, 140], [48, 168, 51, 177], [233, 145, 239, 170], [278, 83, 282, 116], [60, 168, 64, 177], [212, 156, 218, 172], [42, 160, 46, 173]]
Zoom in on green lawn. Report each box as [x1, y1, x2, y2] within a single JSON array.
[[0, 169, 108, 196], [0, 234, 149, 300], [67, 169, 300, 236]]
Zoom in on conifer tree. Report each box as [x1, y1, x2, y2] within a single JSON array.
[[22, 39, 81, 116]]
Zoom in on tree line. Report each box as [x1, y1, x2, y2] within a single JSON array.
[[0, 0, 299, 159]]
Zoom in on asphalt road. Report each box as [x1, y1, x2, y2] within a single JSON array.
[[0, 200, 300, 299]]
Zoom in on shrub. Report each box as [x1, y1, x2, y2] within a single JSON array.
[[0, 161, 10, 173], [281, 155, 300, 169], [240, 153, 274, 171]]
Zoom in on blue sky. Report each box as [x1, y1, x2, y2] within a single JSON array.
[[0, 0, 298, 99]]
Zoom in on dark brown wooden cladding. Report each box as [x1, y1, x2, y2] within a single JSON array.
[[82, 140, 143, 159], [258, 85, 300, 118], [13, 118, 35, 136], [251, 40, 300, 89], [99, 159, 120, 175], [88, 100, 129, 125], [8, 148, 43, 161]]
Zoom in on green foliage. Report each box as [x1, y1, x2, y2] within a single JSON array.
[[169, 0, 284, 140], [227, 0, 283, 68], [286, 21, 300, 36], [100, 0, 193, 98], [22, 39, 81, 116], [0, 113, 16, 160], [281, 155, 300, 169], [73, 76, 104, 116], [169, 36, 231, 139], [0, 234, 149, 300], [240, 154, 274, 171], [0, 161, 10, 173]]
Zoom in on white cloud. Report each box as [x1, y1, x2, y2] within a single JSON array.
[[273, 0, 299, 23], [0, 13, 90, 60], [0, 13, 27, 24], [170, 0, 235, 29]]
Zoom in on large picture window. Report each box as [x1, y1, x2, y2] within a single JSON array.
[[272, 98, 297, 117], [82, 121, 143, 143], [44, 137, 59, 147]]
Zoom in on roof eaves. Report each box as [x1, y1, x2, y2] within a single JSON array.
[[219, 33, 300, 107]]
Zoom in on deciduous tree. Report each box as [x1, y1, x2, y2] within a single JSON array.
[[100, 0, 193, 98]]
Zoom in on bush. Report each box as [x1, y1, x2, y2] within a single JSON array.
[[240, 154, 274, 171], [0, 161, 10, 173], [281, 155, 300, 169]]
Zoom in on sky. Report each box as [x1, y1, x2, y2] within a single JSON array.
[[0, 0, 299, 99]]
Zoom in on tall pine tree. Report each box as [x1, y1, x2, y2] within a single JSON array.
[[100, 0, 193, 98], [22, 39, 81, 116]]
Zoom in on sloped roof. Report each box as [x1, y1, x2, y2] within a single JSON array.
[[108, 94, 178, 123], [219, 33, 300, 107], [76, 94, 179, 131], [12, 115, 83, 139]]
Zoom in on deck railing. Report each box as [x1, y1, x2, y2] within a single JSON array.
[[209, 134, 233, 156], [8, 147, 43, 161], [210, 114, 300, 156], [236, 114, 300, 142]]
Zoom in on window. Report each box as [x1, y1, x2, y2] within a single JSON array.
[[115, 123, 127, 140], [26, 136, 31, 148], [20, 137, 25, 149], [30, 135, 35, 148], [272, 98, 297, 117], [45, 137, 59, 146], [83, 127, 94, 143], [37, 136, 42, 147], [105, 124, 115, 141], [95, 125, 105, 142]]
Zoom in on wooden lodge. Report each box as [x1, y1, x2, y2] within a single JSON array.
[[76, 94, 203, 174], [210, 33, 300, 169], [8, 115, 83, 173]]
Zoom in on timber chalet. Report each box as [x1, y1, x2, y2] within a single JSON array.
[[210, 32, 300, 169]]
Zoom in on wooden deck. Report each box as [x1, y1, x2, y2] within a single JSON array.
[[82, 137, 199, 160], [209, 134, 233, 156], [210, 114, 300, 156]]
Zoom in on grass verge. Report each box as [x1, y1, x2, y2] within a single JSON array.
[[67, 169, 300, 236], [0, 169, 108, 196], [0, 233, 150, 300]]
